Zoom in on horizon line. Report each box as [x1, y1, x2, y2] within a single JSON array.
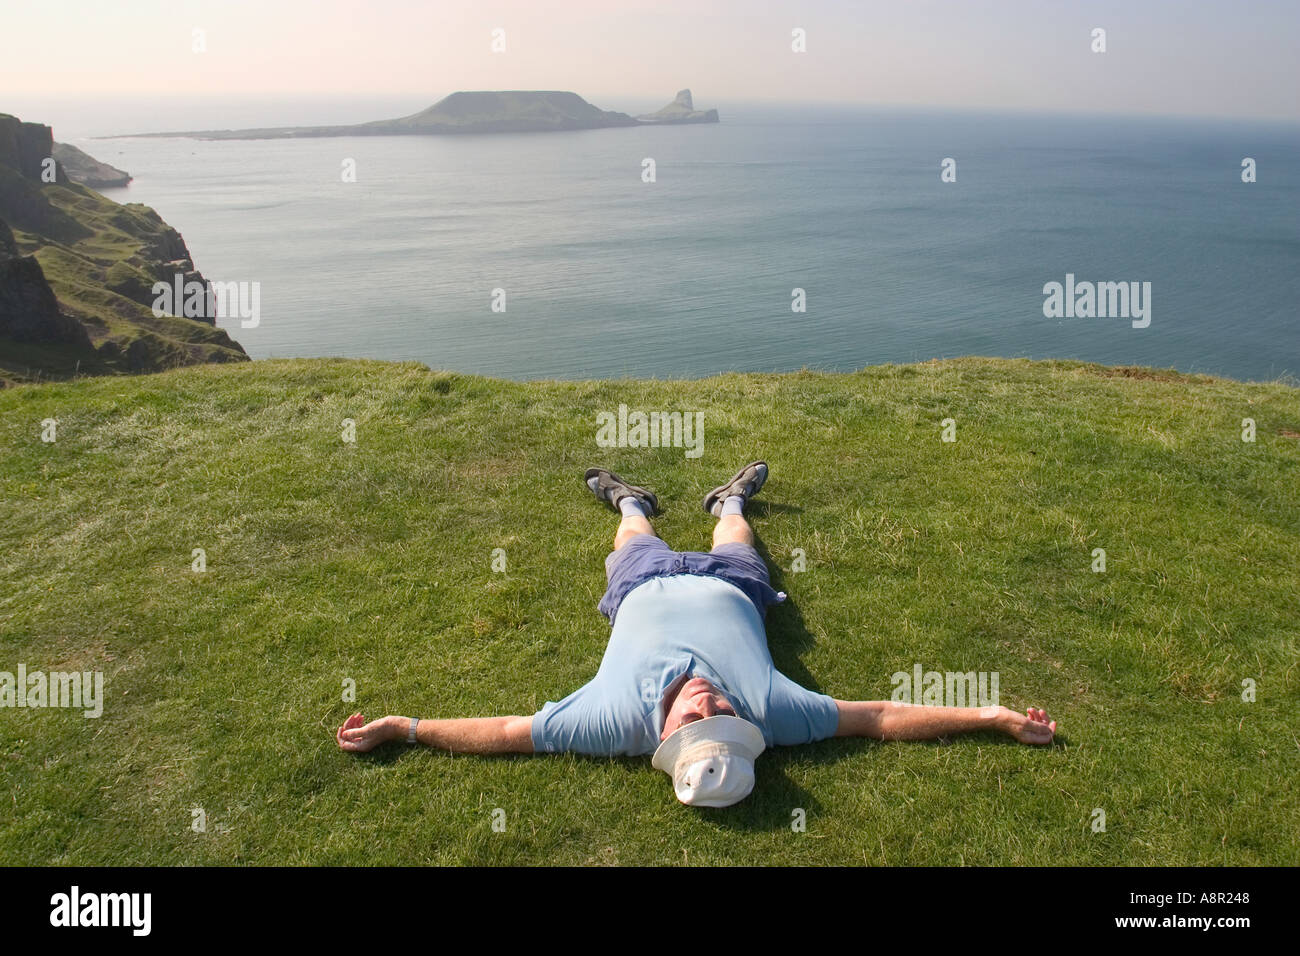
[[9, 93, 1299, 131]]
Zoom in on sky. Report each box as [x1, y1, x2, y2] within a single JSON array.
[[2, 0, 1298, 122]]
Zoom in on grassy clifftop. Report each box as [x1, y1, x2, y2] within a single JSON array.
[[1, 357, 1297, 864]]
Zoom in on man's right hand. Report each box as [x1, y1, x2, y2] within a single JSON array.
[[1001, 706, 1057, 745], [336, 713, 400, 752]]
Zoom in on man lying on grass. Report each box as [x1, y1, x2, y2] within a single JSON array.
[[338, 462, 1058, 807]]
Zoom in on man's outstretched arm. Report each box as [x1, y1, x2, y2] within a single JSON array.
[[336, 713, 535, 754], [834, 701, 1057, 745]]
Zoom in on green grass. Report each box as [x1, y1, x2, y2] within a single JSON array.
[[1, 356, 1297, 865]]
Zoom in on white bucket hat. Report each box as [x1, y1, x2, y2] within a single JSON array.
[[651, 715, 766, 808]]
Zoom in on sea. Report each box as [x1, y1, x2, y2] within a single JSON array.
[[29, 97, 1300, 382]]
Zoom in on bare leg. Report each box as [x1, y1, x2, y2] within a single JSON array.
[[615, 511, 656, 550], [587, 468, 659, 551], [703, 462, 767, 550], [712, 513, 754, 549]]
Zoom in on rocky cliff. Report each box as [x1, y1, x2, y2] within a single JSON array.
[[0, 219, 91, 347], [636, 89, 719, 124], [0, 112, 246, 383], [0, 116, 64, 180]]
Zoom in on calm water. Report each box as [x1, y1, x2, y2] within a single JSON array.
[[77, 105, 1300, 381]]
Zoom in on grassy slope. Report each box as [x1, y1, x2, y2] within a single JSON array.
[[0, 357, 1297, 866]]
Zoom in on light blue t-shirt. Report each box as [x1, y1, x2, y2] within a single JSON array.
[[531, 574, 840, 756]]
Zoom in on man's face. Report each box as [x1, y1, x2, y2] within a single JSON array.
[[661, 676, 736, 741]]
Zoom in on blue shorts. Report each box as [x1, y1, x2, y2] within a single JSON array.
[[597, 534, 787, 624]]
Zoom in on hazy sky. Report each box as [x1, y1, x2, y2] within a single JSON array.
[[3, 0, 1297, 121]]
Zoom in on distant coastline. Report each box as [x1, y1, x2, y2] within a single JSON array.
[[114, 89, 719, 140]]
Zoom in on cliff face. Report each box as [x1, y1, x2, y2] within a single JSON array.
[[0, 117, 65, 181], [0, 219, 91, 346], [0, 112, 246, 382]]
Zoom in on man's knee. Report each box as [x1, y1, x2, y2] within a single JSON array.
[[615, 525, 657, 551], [712, 517, 753, 548]]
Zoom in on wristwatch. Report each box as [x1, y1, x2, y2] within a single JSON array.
[[407, 717, 419, 744]]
